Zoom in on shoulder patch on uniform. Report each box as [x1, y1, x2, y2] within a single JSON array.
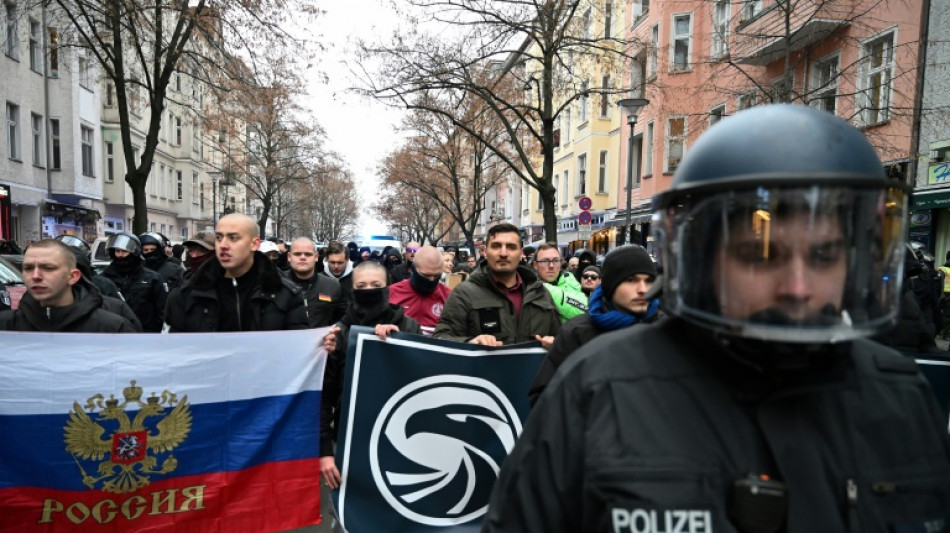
[[873, 353, 919, 375]]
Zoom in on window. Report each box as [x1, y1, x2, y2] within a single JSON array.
[[709, 104, 726, 126], [737, 91, 757, 110], [4, 2, 18, 59], [177, 170, 183, 201], [644, 121, 654, 177], [604, 1, 612, 39], [192, 125, 200, 153], [633, 0, 650, 22], [711, 0, 730, 59], [577, 154, 587, 196], [742, 0, 762, 22], [47, 28, 58, 76], [78, 57, 92, 89], [599, 75, 610, 118], [810, 53, 839, 113], [648, 23, 659, 78], [579, 81, 589, 124], [666, 116, 686, 172], [49, 118, 60, 169], [670, 13, 692, 72], [564, 104, 571, 142], [31, 113, 42, 166], [562, 171, 569, 205], [192, 172, 199, 204], [105, 83, 115, 106], [6, 102, 19, 160], [536, 188, 543, 211], [175, 72, 181, 92], [81, 126, 94, 176], [859, 31, 894, 125], [582, 7, 591, 39], [175, 115, 182, 146], [770, 75, 793, 103], [630, 55, 646, 98], [598, 150, 608, 192], [29, 19, 41, 72], [105, 142, 114, 182]]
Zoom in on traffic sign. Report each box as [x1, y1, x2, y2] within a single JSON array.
[[578, 196, 593, 211], [578, 211, 592, 225], [578, 225, 592, 241]]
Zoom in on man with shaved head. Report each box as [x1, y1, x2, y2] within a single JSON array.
[[165, 213, 308, 332], [0, 239, 136, 332], [389, 241, 420, 282], [388, 245, 452, 335], [288, 237, 345, 327]]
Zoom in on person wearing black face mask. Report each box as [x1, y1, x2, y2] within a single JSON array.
[[388, 245, 452, 336], [320, 260, 420, 491], [139, 232, 184, 290]]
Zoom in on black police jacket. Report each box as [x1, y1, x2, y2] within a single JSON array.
[[102, 260, 168, 332], [165, 252, 308, 332], [484, 318, 950, 533]]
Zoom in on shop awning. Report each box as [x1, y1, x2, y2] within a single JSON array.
[[44, 199, 102, 219], [911, 188, 950, 210], [605, 214, 651, 227]]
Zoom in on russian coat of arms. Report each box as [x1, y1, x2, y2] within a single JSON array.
[[64, 380, 192, 494]]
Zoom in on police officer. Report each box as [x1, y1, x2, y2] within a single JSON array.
[[139, 232, 184, 291], [483, 105, 950, 532], [102, 232, 168, 332]]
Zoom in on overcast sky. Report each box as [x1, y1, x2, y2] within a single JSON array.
[[301, 0, 408, 236]]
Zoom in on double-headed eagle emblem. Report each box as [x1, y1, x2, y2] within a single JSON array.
[[64, 380, 192, 493]]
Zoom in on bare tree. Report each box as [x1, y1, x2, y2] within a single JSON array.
[[374, 185, 451, 245], [47, 0, 318, 233], [356, 0, 634, 242]]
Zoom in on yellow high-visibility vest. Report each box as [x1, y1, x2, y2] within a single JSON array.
[[938, 266, 950, 293]]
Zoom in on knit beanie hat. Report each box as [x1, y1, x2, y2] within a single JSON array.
[[581, 265, 601, 278], [600, 245, 656, 298]]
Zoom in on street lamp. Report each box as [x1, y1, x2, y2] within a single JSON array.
[[617, 97, 649, 246]]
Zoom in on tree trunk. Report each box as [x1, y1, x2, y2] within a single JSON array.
[[127, 169, 149, 234]]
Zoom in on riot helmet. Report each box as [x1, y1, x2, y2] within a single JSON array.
[[138, 232, 165, 252], [652, 104, 909, 344], [106, 232, 142, 256], [55, 235, 90, 252]]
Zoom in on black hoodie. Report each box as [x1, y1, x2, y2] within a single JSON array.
[[0, 279, 136, 332]]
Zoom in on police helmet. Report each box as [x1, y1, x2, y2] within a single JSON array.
[[652, 104, 909, 344], [138, 232, 165, 251], [106, 232, 142, 256], [55, 235, 90, 252]]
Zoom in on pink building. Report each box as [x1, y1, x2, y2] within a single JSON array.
[[618, 0, 924, 248]]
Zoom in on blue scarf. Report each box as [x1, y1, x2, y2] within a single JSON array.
[[587, 285, 659, 331]]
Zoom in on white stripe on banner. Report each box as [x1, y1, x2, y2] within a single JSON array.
[[0, 328, 328, 415]]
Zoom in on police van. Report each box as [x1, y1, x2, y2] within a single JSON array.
[[358, 235, 402, 255]]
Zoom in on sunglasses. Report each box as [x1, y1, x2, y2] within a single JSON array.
[[581, 274, 600, 280], [406, 247, 419, 253]]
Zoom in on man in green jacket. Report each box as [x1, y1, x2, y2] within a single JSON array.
[[532, 242, 587, 322], [434, 223, 562, 347]]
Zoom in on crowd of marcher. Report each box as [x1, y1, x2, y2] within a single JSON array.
[[1, 104, 949, 530]]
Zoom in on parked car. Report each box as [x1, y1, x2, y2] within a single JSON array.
[[0, 255, 26, 309]]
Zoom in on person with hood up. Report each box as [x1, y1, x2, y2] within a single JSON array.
[[0, 239, 136, 332], [571, 248, 596, 283], [528, 245, 660, 404], [323, 240, 355, 302], [102, 232, 168, 332], [382, 247, 403, 274], [139, 232, 184, 291], [320, 260, 421, 489]]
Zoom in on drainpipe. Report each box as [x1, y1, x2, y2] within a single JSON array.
[[42, 1, 51, 200], [910, 0, 931, 188]]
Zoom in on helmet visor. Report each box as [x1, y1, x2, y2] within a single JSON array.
[[56, 235, 89, 251], [106, 234, 140, 254], [657, 185, 907, 343]]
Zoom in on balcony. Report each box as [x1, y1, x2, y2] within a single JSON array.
[[731, 0, 857, 65]]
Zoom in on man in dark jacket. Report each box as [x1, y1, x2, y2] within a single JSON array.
[[483, 106, 950, 532], [389, 241, 419, 282], [0, 239, 136, 332], [165, 214, 308, 332], [288, 237, 345, 327], [324, 240, 355, 303], [433, 223, 561, 347], [320, 260, 421, 490], [140, 232, 184, 291], [102, 232, 168, 332], [529, 245, 659, 405]]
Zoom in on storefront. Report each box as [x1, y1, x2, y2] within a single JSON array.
[[909, 186, 950, 265], [41, 198, 102, 243]]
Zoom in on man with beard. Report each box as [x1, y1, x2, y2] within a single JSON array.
[[320, 261, 421, 489], [288, 237, 345, 327], [165, 214, 307, 332], [139, 232, 184, 290], [182, 231, 215, 279], [389, 245, 451, 336], [102, 232, 168, 332], [0, 239, 136, 332]]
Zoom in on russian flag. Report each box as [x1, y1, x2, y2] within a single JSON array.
[[0, 328, 328, 533]]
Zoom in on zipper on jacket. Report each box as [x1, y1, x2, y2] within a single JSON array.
[[46, 307, 52, 324], [846, 478, 861, 533], [233, 278, 241, 331]]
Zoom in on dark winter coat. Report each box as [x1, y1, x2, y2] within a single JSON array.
[[0, 280, 136, 332], [290, 270, 346, 327], [874, 286, 937, 354], [145, 254, 184, 291], [433, 264, 561, 344], [165, 252, 308, 332], [389, 261, 412, 283], [482, 318, 950, 532], [320, 302, 421, 456], [102, 257, 168, 332]]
